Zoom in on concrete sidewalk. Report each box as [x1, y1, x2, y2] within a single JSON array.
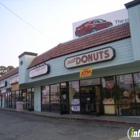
[[0, 107, 140, 126]]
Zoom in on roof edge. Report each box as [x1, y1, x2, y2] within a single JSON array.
[[18, 52, 38, 58], [125, 0, 140, 9], [0, 67, 19, 81], [27, 59, 51, 69]]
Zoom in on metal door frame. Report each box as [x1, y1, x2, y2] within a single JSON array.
[[80, 85, 101, 115], [60, 82, 69, 114]]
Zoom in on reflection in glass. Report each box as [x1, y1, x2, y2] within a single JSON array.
[[102, 76, 116, 115], [42, 86, 50, 105], [116, 74, 134, 116], [50, 84, 60, 112], [69, 81, 80, 114], [0, 94, 2, 107], [80, 78, 100, 86], [134, 72, 140, 115], [12, 92, 16, 109]]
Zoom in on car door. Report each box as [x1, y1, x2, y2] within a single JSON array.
[[99, 19, 109, 29], [93, 20, 102, 30]]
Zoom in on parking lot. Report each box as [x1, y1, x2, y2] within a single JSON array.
[[0, 110, 139, 140]]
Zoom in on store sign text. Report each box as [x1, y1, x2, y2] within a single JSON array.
[[80, 68, 92, 78], [29, 65, 50, 78], [9, 76, 19, 84], [0, 81, 7, 88], [1, 89, 6, 93], [65, 47, 115, 68]]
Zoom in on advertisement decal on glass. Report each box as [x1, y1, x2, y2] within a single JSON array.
[[124, 75, 133, 84], [71, 99, 80, 112], [29, 65, 50, 78], [106, 82, 114, 89], [65, 47, 115, 69], [9, 76, 19, 85], [72, 81, 79, 88]]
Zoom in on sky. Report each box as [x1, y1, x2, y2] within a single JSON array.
[[0, 0, 132, 68]]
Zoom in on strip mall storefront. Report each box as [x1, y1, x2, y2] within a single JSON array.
[[0, 0, 140, 116], [39, 46, 140, 116], [3, 75, 34, 110], [40, 46, 140, 116]]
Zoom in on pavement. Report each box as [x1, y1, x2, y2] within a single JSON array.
[[0, 107, 140, 140], [0, 107, 140, 126]]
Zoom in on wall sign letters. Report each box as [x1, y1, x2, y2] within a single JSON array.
[[65, 47, 115, 68], [29, 65, 50, 78]]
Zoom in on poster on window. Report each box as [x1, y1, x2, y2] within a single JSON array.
[[124, 75, 133, 84], [72, 81, 79, 89], [71, 99, 80, 112]]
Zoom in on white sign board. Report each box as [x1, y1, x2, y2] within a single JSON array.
[[29, 65, 50, 78], [0, 81, 7, 88], [73, 9, 128, 38], [9, 76, 19, 84], [65, 47, 115, 68], [1, 89, 6, 93]]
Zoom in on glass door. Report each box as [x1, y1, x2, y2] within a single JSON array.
[[27, 92, 31, 109], [0, 94, 2, 107], [60, 82, 69, 114], [27, 91, 34, 110], [80, 86, 101, 115]]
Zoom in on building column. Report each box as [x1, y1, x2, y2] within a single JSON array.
[[34, 85, 41, 111]]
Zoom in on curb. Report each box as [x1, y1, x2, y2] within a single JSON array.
[[1, 108, 140, 125]]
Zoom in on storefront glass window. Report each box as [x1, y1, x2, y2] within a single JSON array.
[[116, 74, 134, 116], [31, 88, 34, 108], [69, 81, 80, 114], [12, 92, 16, 109], [4, 93, 7, 107], [41, 86, 50, 112], [102, 76, 116, 115], [80, 78, 100, 86], [16, 91, 19, 102], [22, 90, 27, 109], [7, 92, 10, 108], [28, 88, 34, 109], [133, 72, 140, 115], [0, 94, 2, 107], [50, 84, 60, 112]]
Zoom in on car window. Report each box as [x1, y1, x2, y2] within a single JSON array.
[[92, 20, 99, 24], [99, 19, 105, 23], [81, 22, 88, 26]]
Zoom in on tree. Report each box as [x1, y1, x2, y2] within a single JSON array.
[[0, 66, 14, 76]]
